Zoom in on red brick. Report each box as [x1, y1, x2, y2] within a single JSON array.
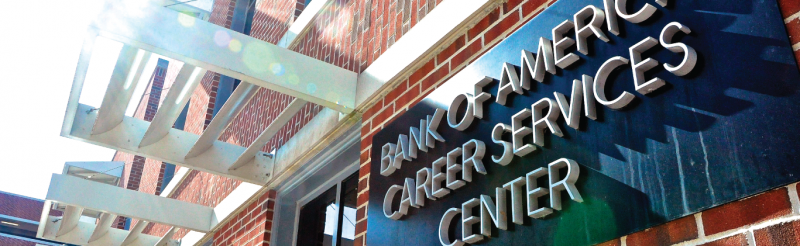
[[468, 8, 501, 40], [395, 82, 421, 108], [698, 233, 748, 246], [354, 235, 365, 246], [357, 191, 369, 206], [596, 238, 621, 246], [504, 0, 525, 13], [484, 12, 521, 44], [355, 219, 368, 234], [450, 40, 483, 68], [626, 215, 698, 246], [409, 59, 436, 84], [359, 161, 371, 179], [361, 132, 374, 151], [702, 187, 792, 236], [372, 103, 396, 127], [384, 80, 408, 104], [754, 220, 800, 246], [437, 35, 466, 64], [522, 0, 549, 17], [778, 0, 800, 19], [421, 62, 451, 90], [357, 206, 367, 221], [363, 101, 384, 121], [360, 149, 370, 165], [787, 18, 800, 44]]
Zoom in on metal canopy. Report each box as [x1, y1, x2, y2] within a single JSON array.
[[37, 174, 215, 245], [61, 0, 356, 185]]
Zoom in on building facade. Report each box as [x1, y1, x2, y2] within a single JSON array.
[[40, 0, 800, 245]]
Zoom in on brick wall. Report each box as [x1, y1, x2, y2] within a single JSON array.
[[0, 192, 58, 221], [0, 235, 36, 246], [123, 0, 799, 244], [188, 0, 449, 245], [249, 0, 297, 44], [112, 62, 171, 229], [212, 191, 277, 246], [355, 0, 800, 246]]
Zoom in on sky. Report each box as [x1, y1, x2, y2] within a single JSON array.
[[0, 0, 215, 200]]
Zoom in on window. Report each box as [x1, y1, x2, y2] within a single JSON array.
[[296, 172, 358, 246]]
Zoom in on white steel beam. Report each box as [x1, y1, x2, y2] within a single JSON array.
[[186, 82, 259, 158], [121, 221, 148, 246], [139, 65, 206, 147], [56, 205, 83, 237], [46, 174, 217, 232], [155, 227, 177, 246], [155, 226, 178, 246], [93, 45, 152, 135], [89, 0, 356, 112], [277, 0, 330, 48], [355, 0, 503, 107], [68, 103, 274, 184], [88, 213, 117, 243], [40, 215, 179, 246], [229, 98, 307, 171]]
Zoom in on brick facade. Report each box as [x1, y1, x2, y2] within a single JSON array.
[[0, 192, 60, 221], [212, 191, 277, 246], [0, 235, 36, 246], [118, 0, 800, 245], [355, 0, 800, 246]]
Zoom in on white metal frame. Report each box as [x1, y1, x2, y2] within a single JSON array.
[[61, 0, 357, 185], [37, 174, 217, 246]]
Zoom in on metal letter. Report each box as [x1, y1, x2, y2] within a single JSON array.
[[526, 168, 553, 218], [473, 77, 493, 119], [491, 123, 514, 166], [574, 5, 610, 55], [503, 177, 526, 225], [384, 185, 404, 220], [496, 63, 523, 105], [380, 143, 397, 176], [401, 178, 418, 209], [416, 168, 436, 207], [446, 147, 466, 190], [553, 20, 580, 69], [520, 38, 557, 87], [594, 56, 636, 109], [660, 22, 697, 76], [462, 139, 488, 182], [439, 208, 465, 246], [532, 98, 564, 147], [615, 0, 657, 23], [447, 94, 475, 131], [512, 108, 537, 156], [408, 120, 427, 159], [462, 199, 484, 243], [554, 79, 584, 130], [549, 158, 584, 210], [394, 134, 411, 170], [480, 189, 508, 237], [426, 109, 447, 148], [432, 157, 451, 198], [603, 0, 620, 35], [630, 37, 665, 94]]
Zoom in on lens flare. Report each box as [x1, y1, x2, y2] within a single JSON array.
[[325, 91, 340, 103], [177, 13, 196, 27], [307, 83, 318, 93], [287, 74, 300, 85], [214, 30, 231, 47], [243, 42, 273, 74], [228, 39, 242, 53], [270, 63, 285, 76]]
